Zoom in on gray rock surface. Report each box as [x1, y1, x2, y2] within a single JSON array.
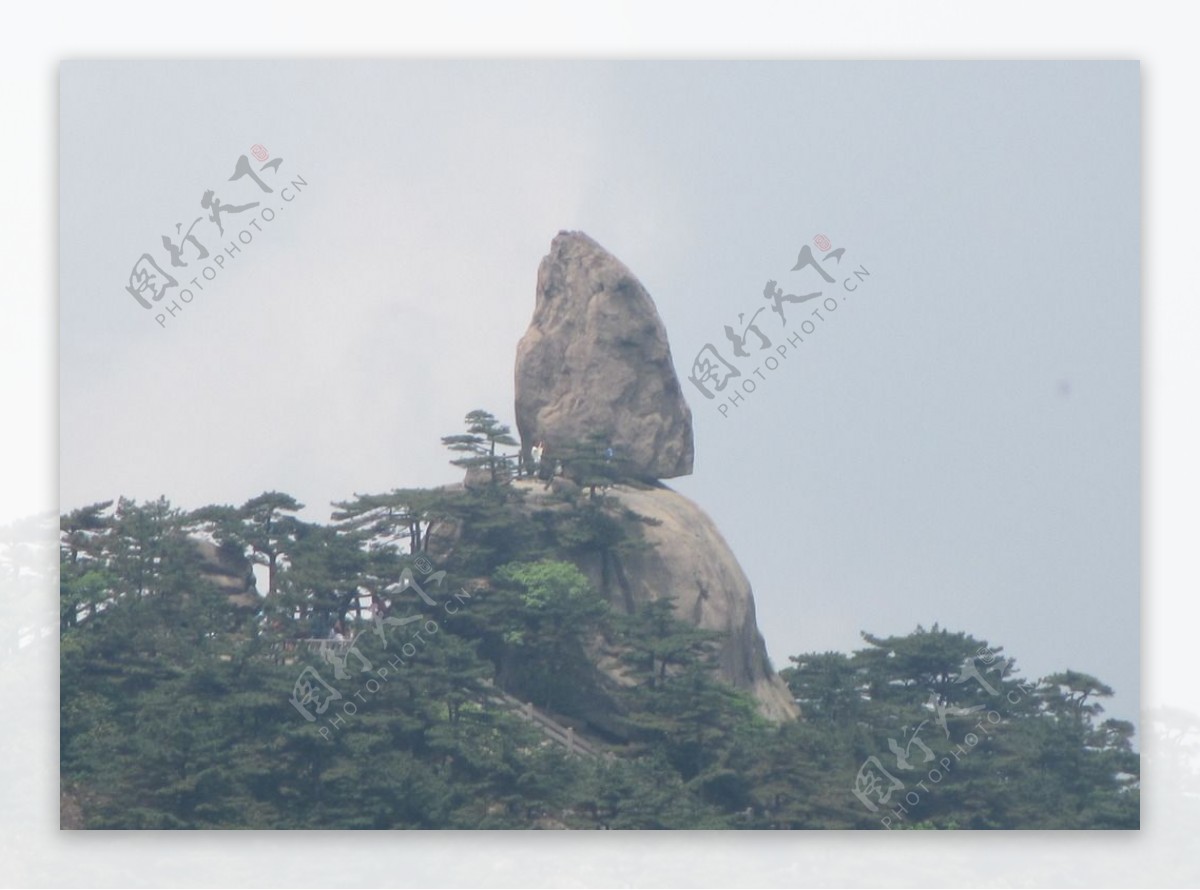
[[514, 231, 694, 480], [190, 538, 259, 609], [509, 479, 799, 722]]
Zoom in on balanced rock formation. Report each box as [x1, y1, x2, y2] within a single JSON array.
[[514, 231, 694, 480], [504, 232, 797, 722]]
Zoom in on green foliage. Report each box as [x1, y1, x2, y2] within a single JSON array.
[[781, 651, 863, 724], [441, 409, 519, 488], [614, 596, 723, 690], [276, 524, 369, 637], [487, 560, 609, 714], [58, 418, 1139, 830], [238, 492, 304, 596], [330, 488, 442, 554], [554, 433, 622, 498], [777, 624, 1140, 829]]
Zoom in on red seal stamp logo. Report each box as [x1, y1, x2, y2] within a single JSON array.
[[251, 144, 269, 162], [814, 234, 832, 252]]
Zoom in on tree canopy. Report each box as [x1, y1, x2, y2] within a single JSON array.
[[58, 409, 1138, 830]]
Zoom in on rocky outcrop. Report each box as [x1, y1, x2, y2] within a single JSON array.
[[592, 484, 797, 721], [508, 479, 798, 722], [514, 231, 694, 480], [190, 538, 259, 609], [502, 231, 796, 722]]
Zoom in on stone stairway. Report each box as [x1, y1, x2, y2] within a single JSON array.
[[484, 683, 612, 759]]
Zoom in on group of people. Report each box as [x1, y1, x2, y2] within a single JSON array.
[[524, 439, 621, 491], [527, 440, 566, 490]]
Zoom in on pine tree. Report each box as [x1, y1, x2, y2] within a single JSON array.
[[238, 491, 304, 596], [331, 488, 442, 555], [781, 651, 863, 725], [277, 524, 368, 637], [489, 560, 609, 714], [441, 409, 519, 488]]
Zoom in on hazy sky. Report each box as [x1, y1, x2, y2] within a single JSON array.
[[60, 60, 1139, 728]]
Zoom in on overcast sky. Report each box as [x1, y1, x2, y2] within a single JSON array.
[[60, 60, 1139, 729]]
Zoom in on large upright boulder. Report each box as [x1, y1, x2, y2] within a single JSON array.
[[515, 231, 694, 480]]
